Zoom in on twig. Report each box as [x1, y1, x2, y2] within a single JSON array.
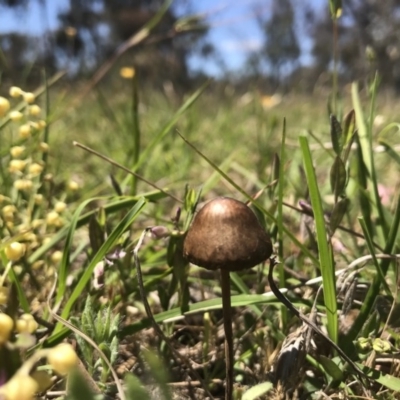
[[73, 141, 183, 203]]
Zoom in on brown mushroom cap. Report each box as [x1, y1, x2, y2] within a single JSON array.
[[183, 197, 272, 271]]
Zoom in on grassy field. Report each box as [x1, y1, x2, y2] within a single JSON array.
[[1, 72, 400, 400]]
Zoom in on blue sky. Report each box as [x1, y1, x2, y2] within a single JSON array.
[[0, 0, 326, 76]]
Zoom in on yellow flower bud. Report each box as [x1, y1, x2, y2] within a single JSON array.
[[54, 201, 66, 213], [46, 211, 62, 226], [30, 371, 52, 392], [9, 86, 22, 98], [10, 146, 25, 158], [68, 180, 79, 191], [16, 313, 38, 334], [120, 67, 135, 79], [2, 205, 16, 220], [28, 163, 43, 176], [13, 179, 33, 191], [0, 374, 39, 400], [0, 287, 9, 305], [28, 104, 41, 116], [47, 343, 78, 375], [31, 219, 43, 229], [0, 312, 14, 344], [30, 121, 39, 131], [19, 124, 31, 138], [38, 142, 49, 152], [51, 250, 63, 264], [0, 96, 10, 117], [5, 242, 26, 261], [38, 120, 47, 130], [23, 92, 35, 104], [9, 110, 23, 122], [34, 194, 43, 205], [9, 159, 27, 173]]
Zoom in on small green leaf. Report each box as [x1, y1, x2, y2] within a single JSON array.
[[242, 382, 273, 400], [330, 197, 349, 234], [342, 110, 355, 149], [319, 355, 343, 381], [124, 373, 151, 400], [66, 368, 97, 400], [142, 349, 172, 400], [330, 156, 346, 202], [89, 214, 105, 255], [330, 114, 342, 155]]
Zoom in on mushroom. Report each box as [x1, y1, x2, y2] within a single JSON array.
[[183, 197, 272, 399]]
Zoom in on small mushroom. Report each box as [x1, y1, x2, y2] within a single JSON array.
[[183, 197, 272, 399]]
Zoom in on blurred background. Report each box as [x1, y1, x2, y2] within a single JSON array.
[[1, 0, 400, 94]]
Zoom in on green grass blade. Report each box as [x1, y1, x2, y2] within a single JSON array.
[[352, 80, 388, 237], [242, 382, 273, 400], [299, 135, 337, 343], [120, 291, 303, 336], [378, 138, 400, 165], [53, 198, 147, 334], [56, 197, 101, 305]]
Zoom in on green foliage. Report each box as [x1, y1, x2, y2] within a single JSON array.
[[70, 297, 120, 383]]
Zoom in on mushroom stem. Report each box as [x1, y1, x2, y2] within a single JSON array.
[[220, 268, 234, 400]]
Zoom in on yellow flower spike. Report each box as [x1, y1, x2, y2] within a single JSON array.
[[0, 312, 14, 344], [9, 86, 22, 98], [9, 110, 23, 122], [19, 124, 31, 138], [28, 105, 41, 116], [0, 96, 10, 117], [5, 242, 26, 261], [47, 343, 78, 375], [23, 92, 35, 104], [120, 67, 135, 79], [0, 374, 39, 400], [10, 146, 25, 158], [9, 159, 27, 173]]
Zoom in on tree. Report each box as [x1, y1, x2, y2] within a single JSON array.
[[311, 0, 400, 90], [262, 0, 300, 82]]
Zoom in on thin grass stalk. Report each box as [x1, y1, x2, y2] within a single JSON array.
[[278, 119, 287, 328]]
